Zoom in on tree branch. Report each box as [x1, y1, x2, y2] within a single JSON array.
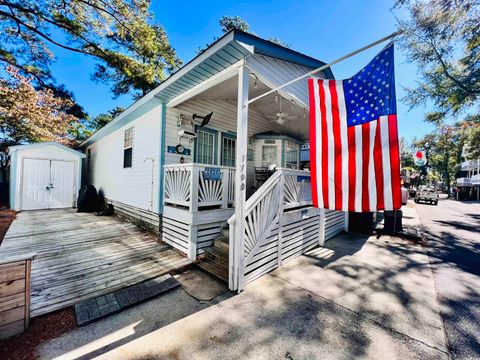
[[429, 36, 480, 95]]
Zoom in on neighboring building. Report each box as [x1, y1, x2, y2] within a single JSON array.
[[456, 159, 480, 200], [81, 29, 347, 291]]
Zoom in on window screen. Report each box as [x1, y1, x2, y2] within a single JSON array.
[[262, 145, 277, 166], [197, 130, 215, 165], [123, 127, 133, 168], [285, 141, 299, 169], [222, 137, 236, 167]]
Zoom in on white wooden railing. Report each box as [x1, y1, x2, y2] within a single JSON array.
[[456, 177, 473, 186], [472, 174, 480, 185], [164, 163, 235, 212], [461, 159, 480, 171], [228, 168, 313, 291]]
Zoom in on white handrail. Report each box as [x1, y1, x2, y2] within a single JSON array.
[[227, 168, 311, 225]]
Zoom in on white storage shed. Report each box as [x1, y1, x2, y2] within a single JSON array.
[[9, 142, 85, 211]]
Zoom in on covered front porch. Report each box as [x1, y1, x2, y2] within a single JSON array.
[[157, 43, 346, 291]]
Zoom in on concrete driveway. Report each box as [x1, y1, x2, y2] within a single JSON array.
[[38, 231, 448, 359]]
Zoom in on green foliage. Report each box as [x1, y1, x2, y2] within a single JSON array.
[[395, 0, 480, 123], [90, 107, 125, 131], [0, 66, 80, 147], [0, 0, 181, 99], [219, 16, 251, 33], [198, 15, 289, 54], [412, 115, 479, 187]]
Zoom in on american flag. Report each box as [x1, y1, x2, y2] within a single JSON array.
[[308, 43, 401, 213]]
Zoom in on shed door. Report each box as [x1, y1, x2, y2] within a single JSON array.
[[50, 161, 75, 209], [21, 159, 51, 210], [21, 159, 76, 210]]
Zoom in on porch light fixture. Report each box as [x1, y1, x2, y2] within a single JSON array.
[[192, 112, 213, 127]]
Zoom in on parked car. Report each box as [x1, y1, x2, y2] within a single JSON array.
[[415, 186, 439, 205]]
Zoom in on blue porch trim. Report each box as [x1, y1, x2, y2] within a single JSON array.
[[158, 103, 167, 214]]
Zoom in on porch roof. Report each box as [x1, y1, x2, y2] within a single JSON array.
[[81, 29, 333, 148]]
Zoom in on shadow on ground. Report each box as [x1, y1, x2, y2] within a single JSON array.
[[37, 232, 450, 360]]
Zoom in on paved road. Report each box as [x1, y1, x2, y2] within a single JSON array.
[[416, 198, 480, 359]]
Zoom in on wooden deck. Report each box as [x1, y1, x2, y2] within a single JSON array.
[[0, 209, 190, 317]]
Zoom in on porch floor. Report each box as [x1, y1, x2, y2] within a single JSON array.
[[0, 209, 191, 317]]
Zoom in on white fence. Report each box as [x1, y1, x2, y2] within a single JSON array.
[[228, 168, 346, 291]]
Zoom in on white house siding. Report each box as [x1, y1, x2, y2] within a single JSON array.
[[12, 145, 81, 211], [86, 105, 162, 215]]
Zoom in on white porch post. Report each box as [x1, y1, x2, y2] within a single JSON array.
[[234, 64, 249, 291], [319, 209, 326, 246]]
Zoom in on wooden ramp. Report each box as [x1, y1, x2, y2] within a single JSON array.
[[0, 209, 190, 317]]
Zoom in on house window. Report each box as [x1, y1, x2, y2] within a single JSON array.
[[222, 135, 236, 167], [262, 145, 277, 167], [285, 141, 299, 169], [123, 127, 133, 168], [196, 128, 216, 165]]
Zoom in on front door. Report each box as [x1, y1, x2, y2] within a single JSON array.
[[21, 159, 51, 210], [50, 160, 76, 209], [21, 159, 76, 210]]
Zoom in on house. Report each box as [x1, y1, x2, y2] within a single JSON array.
[[456, 159, 480, 200], [81, 29, 347, 291]]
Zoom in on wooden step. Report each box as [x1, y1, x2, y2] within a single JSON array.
[[204, 246, 228, 267], [214, 236, 229, 252], [222, 227, 229, 238], [197, 261, 228, 283]]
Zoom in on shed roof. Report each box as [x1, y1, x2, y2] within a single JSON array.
[[8, 142, 86, 158], [80, 29, 334, 148]]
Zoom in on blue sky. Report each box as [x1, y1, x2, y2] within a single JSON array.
[[50, 0, 435, 142]]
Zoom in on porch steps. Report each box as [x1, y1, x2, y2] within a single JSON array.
[[214, 236, 229, 253], [197, 235, 229, 283]]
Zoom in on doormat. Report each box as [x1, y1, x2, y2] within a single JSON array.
[[74, 274, 180, 326]]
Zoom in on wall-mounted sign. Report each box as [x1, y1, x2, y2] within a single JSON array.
[[300, 143, 310, 162], [203, 167, 221, 181], [414, 150, 427, 167], [297, 175, 310, 182], [167, 145, 190, 156]]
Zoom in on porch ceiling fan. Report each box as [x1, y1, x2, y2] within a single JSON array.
[[267, 96, 297, 125]]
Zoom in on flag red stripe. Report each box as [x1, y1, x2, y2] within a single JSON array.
[[308, 78, 318, 207], [361, 122, 370, 212], [329, 80, 343, 210], [319, 80, 329, 209], [348, 126, 356, 211], [374, 119, 385, 210], [388, 115, 401, 209]]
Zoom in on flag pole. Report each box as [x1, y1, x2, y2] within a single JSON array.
[[247, 30, 403, 106]]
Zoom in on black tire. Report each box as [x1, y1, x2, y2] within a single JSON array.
[[415, 199, 419, 204], [434, 201, 438, 206]]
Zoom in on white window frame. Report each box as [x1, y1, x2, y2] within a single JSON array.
[[123, 127, 134, 168]]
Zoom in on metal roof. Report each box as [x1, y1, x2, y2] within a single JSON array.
[[8, 142, 86, 158], [81, 29, 333, 148]]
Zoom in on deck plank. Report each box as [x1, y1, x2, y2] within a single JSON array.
[[0, 209, 190, 317]]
